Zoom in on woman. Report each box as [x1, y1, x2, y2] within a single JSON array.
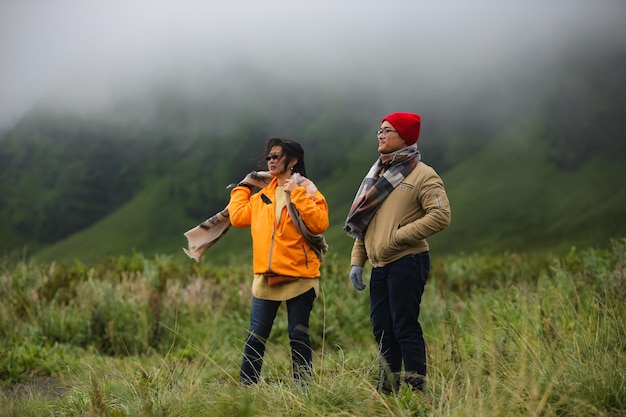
[[228, 137, 329, 385]]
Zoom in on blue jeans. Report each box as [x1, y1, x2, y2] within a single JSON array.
[[240, 288, 316, 384], [370, 252, 430, 392]]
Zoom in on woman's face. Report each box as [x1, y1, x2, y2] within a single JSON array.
[[267, 145, 287, 176]]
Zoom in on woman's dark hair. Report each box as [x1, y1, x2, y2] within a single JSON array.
[[264, 137, 307, 177]]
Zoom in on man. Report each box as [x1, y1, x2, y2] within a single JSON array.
[[344, 112, 451, 393]]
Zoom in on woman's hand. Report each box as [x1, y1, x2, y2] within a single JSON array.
[[283, 179, 298, 194]]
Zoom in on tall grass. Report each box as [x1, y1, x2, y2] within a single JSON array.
[[1, 240, 624, 416]]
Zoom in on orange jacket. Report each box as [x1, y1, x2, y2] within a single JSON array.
[[228, 177, 329, 278]]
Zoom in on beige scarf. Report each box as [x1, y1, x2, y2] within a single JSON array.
[[183, 171, 328, 262]]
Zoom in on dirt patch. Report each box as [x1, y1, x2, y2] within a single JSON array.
[[2, 376, 68, 400]]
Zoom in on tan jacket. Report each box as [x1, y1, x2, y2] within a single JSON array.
[[350, 161, 451, 268]]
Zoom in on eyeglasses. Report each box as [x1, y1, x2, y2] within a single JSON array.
[[376, 128, 397, 137], [265, 153, 283, 161]]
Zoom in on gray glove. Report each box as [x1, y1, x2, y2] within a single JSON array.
[[349, 265, 366, 291]]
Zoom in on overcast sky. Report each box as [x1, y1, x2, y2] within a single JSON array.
[[1, 0, 625, 129]]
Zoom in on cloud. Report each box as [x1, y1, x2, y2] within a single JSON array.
[[1, 0, 625, 128]]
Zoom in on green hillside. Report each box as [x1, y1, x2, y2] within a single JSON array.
[[429, 115, 626, 256], [33, 113, 626, 265], [5, 43, 626, 264], [33, 179, 198, 263]]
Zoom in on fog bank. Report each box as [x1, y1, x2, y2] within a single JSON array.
[[1, 0, 625, 128]]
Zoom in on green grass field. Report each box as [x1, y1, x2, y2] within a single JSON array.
[[2, 238, 625, 416]]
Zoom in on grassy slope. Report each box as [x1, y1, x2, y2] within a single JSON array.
[[35, 116, 626, 264], [429, 115, 626, 256], [34, 179, 198, 264]]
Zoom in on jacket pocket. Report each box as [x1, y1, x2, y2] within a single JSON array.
[[399, 181, 415, 191], [392, 224, 404, 248]]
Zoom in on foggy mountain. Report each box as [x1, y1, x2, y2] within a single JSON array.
[[1, 1, 625, 261], [2, 0, 625, 130]]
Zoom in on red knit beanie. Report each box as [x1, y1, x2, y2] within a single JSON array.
[[382, 112, 421, 145]]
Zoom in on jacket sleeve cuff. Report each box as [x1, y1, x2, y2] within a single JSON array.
[[237, 183, 253, 190]]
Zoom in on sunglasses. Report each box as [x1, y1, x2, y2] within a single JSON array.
[[265, 153, 283, 161]]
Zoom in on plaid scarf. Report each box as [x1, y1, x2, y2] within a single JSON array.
[[344, 145, 421, 240], [183, 171, 272, 262], [286, 173, 329, 261], [183, 171, 328, 262]]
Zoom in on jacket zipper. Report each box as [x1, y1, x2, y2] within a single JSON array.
[[267, 203, 287, 272], [302, 245, 308, 269], [267, 205, 279, 272], [370, 209, 379, 264], [267, 227, 276, 272]]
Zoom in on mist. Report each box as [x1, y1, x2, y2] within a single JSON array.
[[1, 0, 625, 129]]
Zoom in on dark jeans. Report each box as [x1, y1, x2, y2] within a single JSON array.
[[240, 288, 316, 384], [370, 252, 430, 392]]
